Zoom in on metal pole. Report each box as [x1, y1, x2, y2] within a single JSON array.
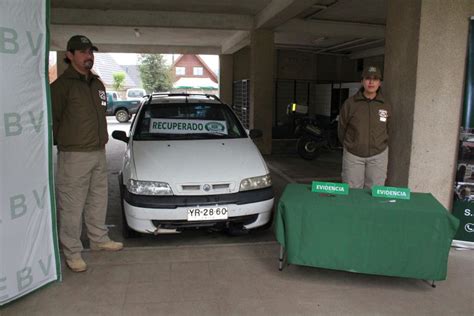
[[279, 245, 284, 271]]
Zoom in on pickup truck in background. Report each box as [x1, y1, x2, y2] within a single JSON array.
[[106, 91, 141, 123]]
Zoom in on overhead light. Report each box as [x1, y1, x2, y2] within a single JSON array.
[[134, 28, 141, 38]]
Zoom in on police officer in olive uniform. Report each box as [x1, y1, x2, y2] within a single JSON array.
[[51, 35, 123, 272], [338, 66, 391, 189]]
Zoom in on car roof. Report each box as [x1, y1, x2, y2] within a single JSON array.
[[149, 93, 223, 105]]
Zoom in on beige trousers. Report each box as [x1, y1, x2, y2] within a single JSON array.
[[56, 150, 110, 260], [341, 148, 388, 189]]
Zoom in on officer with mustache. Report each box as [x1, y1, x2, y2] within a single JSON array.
[[51, 35, 123, 272]]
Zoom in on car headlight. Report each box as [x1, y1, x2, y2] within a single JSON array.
[[239, 174, 272, 192], [127, 179, 173, 196]]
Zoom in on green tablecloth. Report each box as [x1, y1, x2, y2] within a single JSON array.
[[275, 184, 460, 280]]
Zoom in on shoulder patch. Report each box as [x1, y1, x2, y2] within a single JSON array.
[[98, 90, 106, 100]]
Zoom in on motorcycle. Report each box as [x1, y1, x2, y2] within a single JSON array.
[[287, 103, 340, 160]]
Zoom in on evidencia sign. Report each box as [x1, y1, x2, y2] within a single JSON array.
[[372, 186, 411, 200], [311, 181, 349, 195]]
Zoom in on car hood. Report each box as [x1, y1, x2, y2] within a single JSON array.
[[131, 138, 269, 193]]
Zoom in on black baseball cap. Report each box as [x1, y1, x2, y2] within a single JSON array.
[[67, 35, 98, 51]]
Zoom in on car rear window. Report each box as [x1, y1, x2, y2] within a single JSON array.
[[133, 102, 247, 140], [128, 90, 145, 98]]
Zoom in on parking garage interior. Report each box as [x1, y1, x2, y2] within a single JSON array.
[[2, 0, 474, 311], [43, 0, 474, 247], [50, 0, 474, 212]]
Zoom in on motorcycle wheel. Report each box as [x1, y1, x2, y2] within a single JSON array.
[[297, 135, 320, 160]]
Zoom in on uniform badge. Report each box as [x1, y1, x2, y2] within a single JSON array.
[[98, 90, 106, 100], [379, 109, 388, 122]]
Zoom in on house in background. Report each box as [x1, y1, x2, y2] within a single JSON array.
[[93, 54, 141, 97], [120, 64, 143, 89], [48, 55, 142, 99], [49, 53, 219, 95], [171, 54, 218, 94], [48, 63, 57, 83]]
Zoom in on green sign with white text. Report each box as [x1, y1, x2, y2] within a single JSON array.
[[149, 118, 228, 135], [312, 181, 349, 195], [372, 186, 411, 200]]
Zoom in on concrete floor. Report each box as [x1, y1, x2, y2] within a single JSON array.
[[1, 244, 472, 315], [2, 118, 472, 315]]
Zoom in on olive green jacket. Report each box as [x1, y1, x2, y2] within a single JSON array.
[[338, 89, 391, 158], [51, 66, 108, 151]]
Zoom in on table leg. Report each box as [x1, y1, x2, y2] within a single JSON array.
[[279, 245, 284, 271]]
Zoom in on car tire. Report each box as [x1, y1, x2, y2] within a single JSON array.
[[115, 109, 130, 123], [297, 135, 321, 160], [118, 174, 140, 238], [224, 223, 249, 236]]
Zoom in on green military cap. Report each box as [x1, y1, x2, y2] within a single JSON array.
[[362, 65, 382, 79]]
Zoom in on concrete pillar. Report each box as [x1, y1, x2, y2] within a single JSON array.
[[384, 0, 472, 208], [219, 54, 233, 105], [250, 30, 274, 154], [56, 50, 68, 77]]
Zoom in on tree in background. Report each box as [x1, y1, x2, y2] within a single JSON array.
[[139, 54, 173, 93], [112, 72, 126, 91]]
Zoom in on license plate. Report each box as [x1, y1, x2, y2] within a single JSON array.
[[187, 207, 228, 221]]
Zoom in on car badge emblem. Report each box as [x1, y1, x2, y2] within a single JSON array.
[[203, 184, 211, 192]]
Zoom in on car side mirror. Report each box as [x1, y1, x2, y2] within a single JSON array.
[[112, 130, 129, 143], [249, 129, 263, 139]]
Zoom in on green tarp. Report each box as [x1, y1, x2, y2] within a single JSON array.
[[275, 184, 459, 281]]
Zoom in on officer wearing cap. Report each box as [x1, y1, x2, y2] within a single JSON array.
[[51, 35, 123, 272], [338, 65, 391, 189]]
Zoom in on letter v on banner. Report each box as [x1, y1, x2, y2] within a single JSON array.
[[0, 0, 61, 306]]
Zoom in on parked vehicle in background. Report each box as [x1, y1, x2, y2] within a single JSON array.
[[126, 88, 146, 100], [108, 90, 121, 101], [112, 93, 274, 238], [106, 91, 141, 123], [294, 116, 340, 160], [287, 103, 340, 160]]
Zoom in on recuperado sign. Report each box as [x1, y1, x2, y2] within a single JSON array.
[[149, 118, 228, 135], [372, 186, 411, 200], [312, 181, 349, 195]]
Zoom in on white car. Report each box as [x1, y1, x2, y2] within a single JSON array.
[[126, 88, 146, 101], [112, 93, 274, 237]]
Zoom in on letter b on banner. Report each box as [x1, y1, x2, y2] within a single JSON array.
[[0, 27, 19, 54]]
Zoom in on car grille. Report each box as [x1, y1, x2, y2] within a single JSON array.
[[180, 183, 231, 192], [152, 214, 258, 229]]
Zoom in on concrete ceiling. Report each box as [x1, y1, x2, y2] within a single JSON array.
[[50, 0, 386, 58]]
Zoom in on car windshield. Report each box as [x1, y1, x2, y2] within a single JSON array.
[[129, 90, 144, 98], [133, 101, 247, 140]]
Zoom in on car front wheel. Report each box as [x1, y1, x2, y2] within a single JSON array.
[[115, 109, 130, 123]]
